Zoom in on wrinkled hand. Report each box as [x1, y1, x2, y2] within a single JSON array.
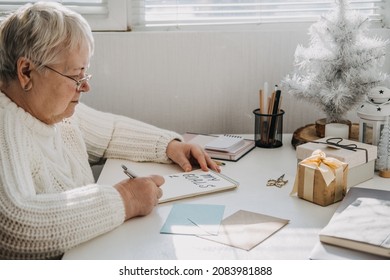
[[166, 140, 220, 173], [114, 175, 164, 220]]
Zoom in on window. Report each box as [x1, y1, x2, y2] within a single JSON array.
[[0, 0, 127, 31], [130, 0, 389, 30], [1, 1, 387, 31]]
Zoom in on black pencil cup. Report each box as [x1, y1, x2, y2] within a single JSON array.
[[253, 109, 284, 148]]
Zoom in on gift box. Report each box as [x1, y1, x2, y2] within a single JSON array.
[[292, 150, 348, 206], [296, 137, 377, 188]]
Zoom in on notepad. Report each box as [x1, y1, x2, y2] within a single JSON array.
[[97, 159, 239, 203], [183, 133, 255, 162], [160, 169, 239, 203], [205, 135, 245, 153]]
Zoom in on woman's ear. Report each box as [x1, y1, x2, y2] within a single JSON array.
[[17, 57, 33, 91]]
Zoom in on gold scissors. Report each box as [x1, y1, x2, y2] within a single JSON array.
[[267, 174, 288, 188]]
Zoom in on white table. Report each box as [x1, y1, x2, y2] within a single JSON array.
[[62, 134, 389, 260]]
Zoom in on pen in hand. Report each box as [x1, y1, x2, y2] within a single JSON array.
[[121, 164, 137, 179]]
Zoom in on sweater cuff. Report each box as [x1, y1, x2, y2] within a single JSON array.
[[155, 133, 184, 163]]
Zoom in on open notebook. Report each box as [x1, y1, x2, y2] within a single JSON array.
[[97, 159, 239, 203]]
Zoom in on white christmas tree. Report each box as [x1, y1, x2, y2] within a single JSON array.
[[376, 116, 390, 176], [282, 0, 389, 122]]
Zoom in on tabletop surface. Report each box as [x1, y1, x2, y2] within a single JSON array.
[[62, 134, 390, 260]]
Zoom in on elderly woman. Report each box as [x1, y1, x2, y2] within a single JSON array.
[[0, 2, 219, 259]]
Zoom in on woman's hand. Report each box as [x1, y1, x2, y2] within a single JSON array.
[[166, 140, 221, 173], [114, 175, 164, 220]]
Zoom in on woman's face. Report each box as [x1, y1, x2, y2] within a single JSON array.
[[27, 44, 91, 124]]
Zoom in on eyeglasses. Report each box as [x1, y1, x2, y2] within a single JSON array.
[[44, 65, 92, 91]]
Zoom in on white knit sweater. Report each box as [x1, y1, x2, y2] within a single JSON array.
[[0, 92, 182, 259]]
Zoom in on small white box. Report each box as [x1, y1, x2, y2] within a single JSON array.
[[296, 137, 377, 188]]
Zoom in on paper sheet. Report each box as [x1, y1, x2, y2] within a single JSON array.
[[198, 210, 289, 251], [160, 204, 225, 236]]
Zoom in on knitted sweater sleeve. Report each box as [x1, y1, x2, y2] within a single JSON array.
[[75, 103, 183, 164], [0, 106, 126, 259], [0, 181, 125, 259]]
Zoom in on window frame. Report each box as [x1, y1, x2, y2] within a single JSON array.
[[0, 1, 387, 31], [128, 0, 390, 32], [84, 0, 127, 31], [0, 0, 128, 31]]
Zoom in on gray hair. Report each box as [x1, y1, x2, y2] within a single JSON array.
[[0, 1, 94, 85]]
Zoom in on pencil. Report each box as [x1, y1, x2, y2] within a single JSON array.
[[268, 89, 281, 143], [259, 89, 264, 141], [213, 160, 226, 166], [266, 91, 275, 143], [259, 89, 264, 114]]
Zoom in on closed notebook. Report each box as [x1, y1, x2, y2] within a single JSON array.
[[319, 197, 390, 258]]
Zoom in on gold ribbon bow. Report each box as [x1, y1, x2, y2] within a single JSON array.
[[292, 149, 347, 202]]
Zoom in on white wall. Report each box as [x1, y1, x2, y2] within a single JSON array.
[[82, 28, 390, 135]]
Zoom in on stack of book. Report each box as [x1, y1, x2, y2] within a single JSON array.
[[183, 133, 255, 162]]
